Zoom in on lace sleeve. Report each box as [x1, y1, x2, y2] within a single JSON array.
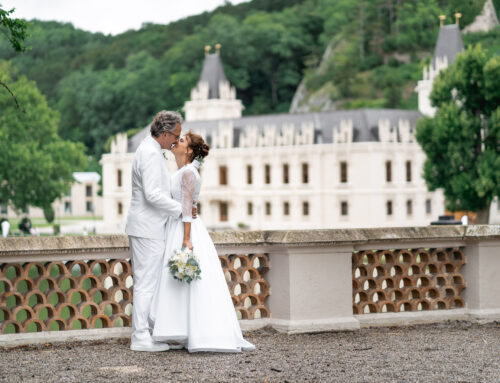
[[181, 168, 197, 223]]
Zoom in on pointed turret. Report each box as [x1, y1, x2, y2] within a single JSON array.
[[416, 18, 464, 117], [432, 23, 464, 69], [199, 49, 228, 99], [184, 44, 244, 121]]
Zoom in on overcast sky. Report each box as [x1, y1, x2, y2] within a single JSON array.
[[1, 0, 250, 35]]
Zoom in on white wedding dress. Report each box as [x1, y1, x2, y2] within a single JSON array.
[[150, 161, 255, 353]]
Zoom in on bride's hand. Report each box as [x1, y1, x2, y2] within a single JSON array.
[[183, 239, 193, 251]]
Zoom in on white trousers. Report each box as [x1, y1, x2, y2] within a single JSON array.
[[129, 236, 165, 345]]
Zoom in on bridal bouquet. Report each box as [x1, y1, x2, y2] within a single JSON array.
[[167, 247, 202, 283]]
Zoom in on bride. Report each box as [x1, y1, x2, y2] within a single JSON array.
[[150, 131, 255, 353]]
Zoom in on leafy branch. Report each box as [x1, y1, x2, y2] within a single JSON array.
[[0, 6, 28, 52], [0, 78, 23, 111], [0, 6, 28, 110]]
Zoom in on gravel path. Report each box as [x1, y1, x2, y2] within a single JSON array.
[[1, 321, 499, 383]]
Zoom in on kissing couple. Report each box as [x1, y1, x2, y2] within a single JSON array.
[[125, 110, 255, 353]]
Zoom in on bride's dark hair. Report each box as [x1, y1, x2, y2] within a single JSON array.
[[186, 131, 210, 162]]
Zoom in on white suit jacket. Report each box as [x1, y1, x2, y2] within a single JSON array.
[[125, 135, 182, 240]]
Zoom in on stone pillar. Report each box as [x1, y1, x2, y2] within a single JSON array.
[[267, 246, 359, 333], [463, 239, 500, 321]]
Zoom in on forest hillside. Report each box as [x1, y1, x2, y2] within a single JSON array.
[[0, 0, 498, 158]]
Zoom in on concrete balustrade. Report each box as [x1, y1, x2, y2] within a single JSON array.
[[211, 226, 500, 331], [1, 226, 499, 346]]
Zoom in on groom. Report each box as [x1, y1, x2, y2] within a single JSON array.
[[126, 110, 193, 352]]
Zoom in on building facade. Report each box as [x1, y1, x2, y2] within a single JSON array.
[[100, 26, 500, 232], [103, 111, 446, 231], [0, 172, 102, 220]]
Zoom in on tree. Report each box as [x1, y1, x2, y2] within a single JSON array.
[[242, 10, 310, 113], [416, 45, 500, 223], [0, 6, 28, 108], [0, 61, 87, 217], [57, 51, 172, 156]]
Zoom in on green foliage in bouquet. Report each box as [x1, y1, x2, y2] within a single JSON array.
[[168, 248, 202, 283]]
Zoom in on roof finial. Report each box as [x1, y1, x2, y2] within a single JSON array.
[[215, 43, 221, 54], [439, 15, 446, 27], [455, 12, 462, 25], [205, 45, 211, 56]]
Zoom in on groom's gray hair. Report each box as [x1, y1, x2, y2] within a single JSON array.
[[150, 110, 183, 137]]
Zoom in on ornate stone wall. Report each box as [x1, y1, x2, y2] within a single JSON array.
[[219, 253, 270, 320], [352, 248, 466, 314], [1, 226, 499, 340], [0, 253, 270, 334], [0, 259, 132, 333]]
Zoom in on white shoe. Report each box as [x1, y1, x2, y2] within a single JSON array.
[[130, 341, 170, 352]]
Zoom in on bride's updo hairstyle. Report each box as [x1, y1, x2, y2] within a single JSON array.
[[186, 131, 210, 162]]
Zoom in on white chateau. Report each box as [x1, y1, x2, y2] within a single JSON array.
[[100, 20, 499, 232], [1, 172, 102, 220]]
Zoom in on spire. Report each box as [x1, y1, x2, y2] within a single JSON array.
[[198, 44, 228, 99], [432, 22, 464, 67], [184, 44, 243, 121], [416, 16, 464, 117]]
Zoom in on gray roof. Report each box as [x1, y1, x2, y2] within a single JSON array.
[[128, 109, 422, 152], [199, 53, 228, 99], [432, 24, 464, 67]]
